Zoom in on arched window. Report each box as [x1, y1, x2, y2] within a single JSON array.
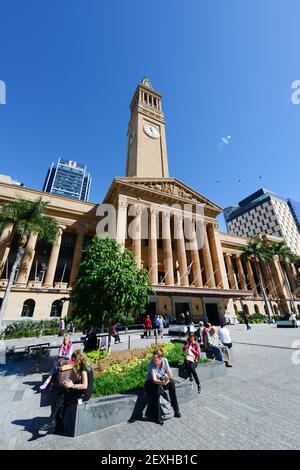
[[273, 305, 279, 316], [50, 300, 63, 317], [243, 304, 250, 316], [0, 298, 3, 309], [254, 304, 260, 314], [21, 299, 35, 317], [297, 305, 300, 316], [233, 304, 238, 314]]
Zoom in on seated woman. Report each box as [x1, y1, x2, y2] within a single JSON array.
[[109, 324, 121, 344], [205, 327, 232, 368], [183, 333, 201, 393], [40, 335, 73, 390], [40, 350, 94, 433], [145, 349, 181, 425]]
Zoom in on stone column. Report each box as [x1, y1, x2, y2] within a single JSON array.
[[16, 233, 38, 285], [116, 196, 128, 249], [43, 226, 64, 287], [174, 214, 189, 287], [245, 259, 257, 293], [162, 211, 174, 285], [202, 223, 215, 287], [0, 225, 14, 277], [225, 253, 237, 289], [284, 262, 297, 291], [69, 227, 85, 285], [149, 208, 158, 284], [131, 204, 142, 268], [236, 255, 247, 290], [207, 223, 224, 288], [187, 218, 202, 287]]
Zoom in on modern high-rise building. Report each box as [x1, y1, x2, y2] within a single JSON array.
[[288, 199, 300, 232], [224, 188, 300, 254], [43, 158, 91, 201]]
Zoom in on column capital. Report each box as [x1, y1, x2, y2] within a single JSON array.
[[118, 195, 128, 211]]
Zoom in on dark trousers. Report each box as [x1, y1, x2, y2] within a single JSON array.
[[51, 388, 87, 429], [184, 360, 200, 386], [113, 334, 121, 343], [292, 320, 298, 328], [145, 379, 179, 423], [145, 328, 151, 337]]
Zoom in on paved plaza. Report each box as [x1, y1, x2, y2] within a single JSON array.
[[1, 324, 300, 450]]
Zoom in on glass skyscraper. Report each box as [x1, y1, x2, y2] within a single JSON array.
[[43, 158, 91, 201]]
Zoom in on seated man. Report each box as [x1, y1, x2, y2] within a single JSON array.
[[144, 349, 181, 425], [205, 326, 232, 368]]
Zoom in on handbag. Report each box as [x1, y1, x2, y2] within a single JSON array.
[[160, 389, 173, 420], [186, 346, 195, 363]]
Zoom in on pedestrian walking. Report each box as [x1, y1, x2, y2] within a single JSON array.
[[59, 318, 65, 337], [290, 312, 298, 328], [183, 333, 201, 393], [157, 315, 164, 338], [218, 320, 233, 349], [242, 313, 251, 330], [144, 315, 152, 338]]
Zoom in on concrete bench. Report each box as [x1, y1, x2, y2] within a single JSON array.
[[45, 362, 226, 437], [276, 320, 300, 328]]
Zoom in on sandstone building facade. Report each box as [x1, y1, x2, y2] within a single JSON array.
[[1, 79, 299, 323]]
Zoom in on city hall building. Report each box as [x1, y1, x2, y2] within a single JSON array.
[[1, 78, 300, 323]]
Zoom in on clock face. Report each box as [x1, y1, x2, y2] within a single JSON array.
[[144, 124, 160, 139]]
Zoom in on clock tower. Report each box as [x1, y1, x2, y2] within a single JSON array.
[[126, 77, 169, 178]]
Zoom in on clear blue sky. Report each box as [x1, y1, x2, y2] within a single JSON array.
[[1, 0, 300, 231]]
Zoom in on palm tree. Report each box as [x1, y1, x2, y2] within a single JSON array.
[[268, 241, 298, 314], [241, 239, 273, 320], [0, 198, 59, 322]]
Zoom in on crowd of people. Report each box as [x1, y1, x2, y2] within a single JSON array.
[[39, 313, 236, 433]]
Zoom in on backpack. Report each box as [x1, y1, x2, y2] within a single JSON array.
[[160, 389, 173, 420]]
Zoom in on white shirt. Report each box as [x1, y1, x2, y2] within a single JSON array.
[[290, 314, 296, 321], [218, 327, 231, 344]]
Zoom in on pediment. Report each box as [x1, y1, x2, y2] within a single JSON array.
[[104, 177, 222, 215]]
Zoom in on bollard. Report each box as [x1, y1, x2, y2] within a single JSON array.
[[128, 335, 131, 350]]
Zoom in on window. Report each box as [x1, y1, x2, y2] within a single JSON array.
[[21, 299, 35, 317], [254, 304, 260, 314], [50, 300, 63, 317]]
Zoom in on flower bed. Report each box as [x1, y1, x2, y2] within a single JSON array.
[[86, 343, 208, 397]]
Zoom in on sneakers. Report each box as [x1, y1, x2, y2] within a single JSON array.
[[39, 419, 56, 433], [189, 377, 193, 382], [174, 411, 182, 418], [40, 378, 51, 390], [197, 385, 201, 394]]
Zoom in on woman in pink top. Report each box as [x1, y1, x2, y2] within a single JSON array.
[[183, 333, 201, 394], [40, 335, 73, 390]]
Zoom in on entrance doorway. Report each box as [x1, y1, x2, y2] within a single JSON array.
[[174, 302, 190, 321], [205, 303, 220, 325], [146, 301, 157, 316]]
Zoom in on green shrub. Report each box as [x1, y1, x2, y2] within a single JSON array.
[[85, 349, 108, 363], [3, 319, 60, 339], [92, 342, 209, 397]]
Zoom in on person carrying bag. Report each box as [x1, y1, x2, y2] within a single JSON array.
[[183, 333, 201, 394]]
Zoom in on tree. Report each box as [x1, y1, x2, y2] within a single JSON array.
[[241, 239, 273, 320], [268, 241, 298, 314], [0, 198, 59, 322], [69, 236, 155, 351]]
